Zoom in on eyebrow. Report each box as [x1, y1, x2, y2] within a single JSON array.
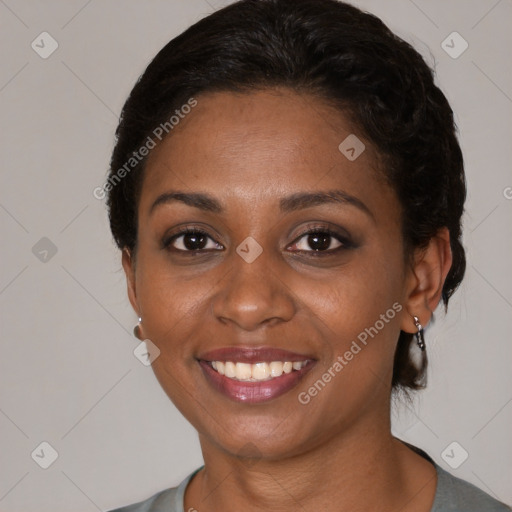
[[279, 190, 373, 218], [150, 192, 222, 215], [149, 189, 373, 218]]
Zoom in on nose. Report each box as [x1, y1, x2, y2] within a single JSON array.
[[211, 252, 296, 331]]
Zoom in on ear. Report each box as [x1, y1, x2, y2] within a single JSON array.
[[122, 248, 139, 316], [401, 227, 453, 333]]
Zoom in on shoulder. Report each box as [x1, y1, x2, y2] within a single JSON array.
[[106, 486, 179, 512], [107, 467, 202, 512], [432, 463, 511, 512]]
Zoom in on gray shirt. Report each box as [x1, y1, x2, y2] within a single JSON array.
[[108, 462, 511, 512]]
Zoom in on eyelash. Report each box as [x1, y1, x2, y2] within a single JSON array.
[[292, 224, 353, 254], [163, 224, 353, 255], [163, 226, 219, 252]]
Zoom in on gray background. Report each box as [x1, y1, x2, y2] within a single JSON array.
[[1, 0, 511, 510]]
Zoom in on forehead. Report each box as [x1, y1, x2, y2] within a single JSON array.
[[139, 88, 388, 212]]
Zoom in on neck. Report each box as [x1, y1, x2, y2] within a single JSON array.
[[185, 412, 436, 512]]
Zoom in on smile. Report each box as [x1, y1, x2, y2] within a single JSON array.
[[197, 347, 316, 403], [209, 360, 309, 381]]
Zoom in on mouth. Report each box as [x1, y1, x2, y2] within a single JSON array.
[[197, 347, 316, 403], [208, 360, 309, 381]]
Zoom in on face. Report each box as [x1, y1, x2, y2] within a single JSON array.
[[124, 88, 418, 460]]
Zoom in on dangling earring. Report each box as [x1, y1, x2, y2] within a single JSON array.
[[413, 316, 425, 351], [133, 317, 142, 340]]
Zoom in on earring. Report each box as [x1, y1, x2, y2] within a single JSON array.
[[133, 317, 142, 339], [413, 316, 425, 351]]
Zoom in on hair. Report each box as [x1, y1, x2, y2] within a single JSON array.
[[107, 0, 466, 392]]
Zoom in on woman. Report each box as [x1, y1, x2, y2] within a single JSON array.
[[106, 0, 510, 510]]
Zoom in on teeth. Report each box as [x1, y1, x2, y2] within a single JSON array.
[[269, 361, 283, 377], [209, 360, 308, 381], [252, 362, 271, 380], [236, 362, 252, 380], [225, 361, 236, 378]]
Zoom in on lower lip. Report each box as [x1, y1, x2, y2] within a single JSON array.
[[199, 360, 315, 404]]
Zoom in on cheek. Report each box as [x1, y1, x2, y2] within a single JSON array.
[[299, 248, 404, 334], [295, 288, 401, 421], [293, 251, 405, 391], [301, 279, 402, 361], [133, 249, 221, 360]]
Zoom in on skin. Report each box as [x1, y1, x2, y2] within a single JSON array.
[[122, 88, 452, 511]]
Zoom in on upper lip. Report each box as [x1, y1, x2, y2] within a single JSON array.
[[198, 346, 315, 364]]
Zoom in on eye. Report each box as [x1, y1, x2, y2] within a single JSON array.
[[164, 228, 224, 252], [288, 225, 352, 253]]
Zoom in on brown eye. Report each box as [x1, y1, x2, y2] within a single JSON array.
[[288, 226, 352, 254], [295, 232, 342, 252], [166, 229, 223, 252]]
